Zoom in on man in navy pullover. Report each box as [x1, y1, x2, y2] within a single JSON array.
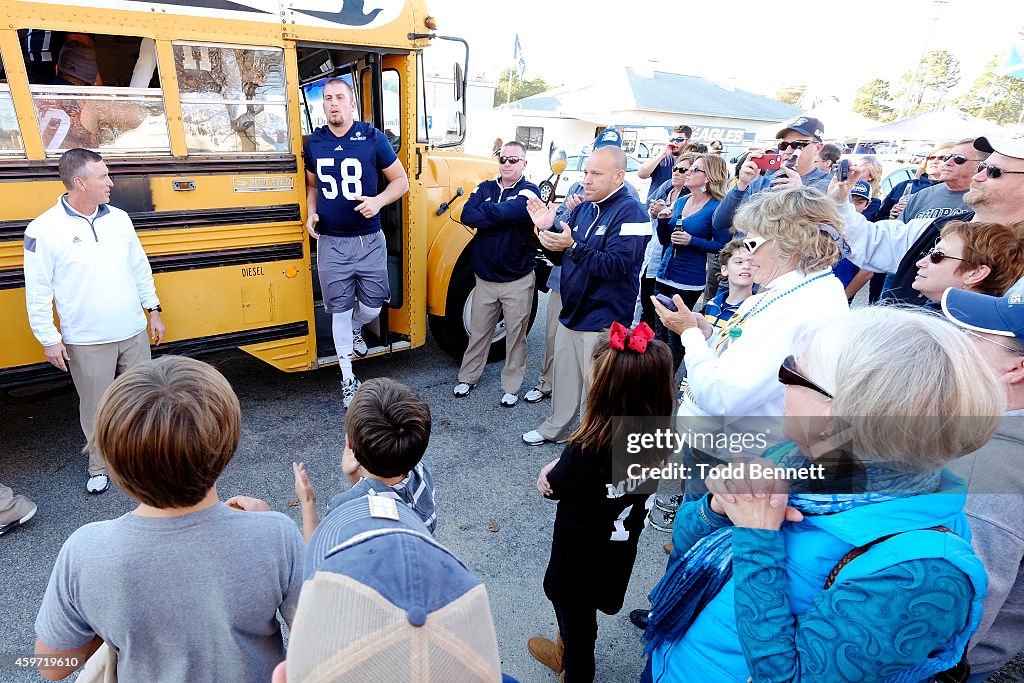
[[522, 146, 650, 445], [712, 116, 831, 236], [453, 142, 541, 407]]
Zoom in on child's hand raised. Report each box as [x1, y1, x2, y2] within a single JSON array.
[[292, 461, 316, 505]]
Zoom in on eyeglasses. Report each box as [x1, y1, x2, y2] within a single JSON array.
[[926, 155, 944, 161], [961, 328, 1024, 356], [672, 166, 690, 174], [976, 162, 1024, 179], [686, 167, 706, 174], [498, 156, 523, 165], [779, 355, 833, 399], [670, 137, 688, 143], [922, 247, 966, 265], [777, 140, 815, 152], [942, 154, 984, 165], [742, 236, 769, 253]]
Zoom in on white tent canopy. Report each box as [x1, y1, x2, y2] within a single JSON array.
[[863, 105, 1007, 141], [755, 101, 881, 141]]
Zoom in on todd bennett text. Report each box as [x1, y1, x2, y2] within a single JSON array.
[[625, 461, 825, 482]]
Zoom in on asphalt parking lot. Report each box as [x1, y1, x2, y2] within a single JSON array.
[[1, 292, 1022, 682]]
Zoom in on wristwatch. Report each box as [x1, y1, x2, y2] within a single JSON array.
[[146, 305, 162, 313], [564, 241, 578, 260]]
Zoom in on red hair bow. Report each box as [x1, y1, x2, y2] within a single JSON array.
[[608, 321, 655, 353]]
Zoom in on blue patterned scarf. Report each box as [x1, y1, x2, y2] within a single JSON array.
[[642, 442, 941, 654]]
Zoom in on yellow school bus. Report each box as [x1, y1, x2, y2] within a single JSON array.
[[0, 0, 529, 389]]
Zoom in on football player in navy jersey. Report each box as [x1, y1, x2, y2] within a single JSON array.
[[303, 78, 409, 408]]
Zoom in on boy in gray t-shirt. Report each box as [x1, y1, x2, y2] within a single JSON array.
[[292, 377, 436, 540], [33, 357, 304, 682]]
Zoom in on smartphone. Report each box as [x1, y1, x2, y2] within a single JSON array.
[[837, 159, 850, 181], [753, 153, 781, 171], [655, 293, 678, 312]]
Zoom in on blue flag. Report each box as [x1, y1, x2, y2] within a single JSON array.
[[1003, 28, 1024, 80], [513, 34, 526, 84]]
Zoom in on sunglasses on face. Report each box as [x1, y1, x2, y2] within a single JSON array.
[[672, 166, 690, 174], [779, 355, 833, 399], [921, 247, 966, 265], [742, 236, 768, 253], [926, 155, 944, 161], [942, 154, 983, 165], [976, 162, 1024, 179], [670, 137, 688, 143], [498, 156, 523, 165], [777, 140, 815, 152], [961, 328, 1024, 356]]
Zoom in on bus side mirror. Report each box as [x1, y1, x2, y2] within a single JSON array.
[[453, 111, 466, 139], [453, 63, 464, 101]]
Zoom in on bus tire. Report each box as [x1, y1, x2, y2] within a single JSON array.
[[429, 264, 539, 363]]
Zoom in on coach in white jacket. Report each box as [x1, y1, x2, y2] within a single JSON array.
[[23, 148, 165, 494]]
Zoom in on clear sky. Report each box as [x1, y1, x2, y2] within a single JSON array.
[[426, 0, 1022, 104]]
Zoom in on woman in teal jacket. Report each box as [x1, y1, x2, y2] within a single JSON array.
[[642, 306, 1003, 682]]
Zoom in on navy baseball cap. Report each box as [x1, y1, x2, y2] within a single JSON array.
[[942, 277, 1024, 343], [290, 497, 503, 682], [850, 180, 871, 199], [776, 116, 824, 141], [593, 128, 623, 149]]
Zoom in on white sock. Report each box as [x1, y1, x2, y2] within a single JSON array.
[[332, 310, 355, 381], [352, 302, 381, 327]]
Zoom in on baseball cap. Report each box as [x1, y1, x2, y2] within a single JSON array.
[[288, 496, 503, 682], [57, 40, 98, 85], [942, 276, 1024, 342], [593, 128, 623, 149], [776, 116, 824, 141], [974, 136, 1024, 160], [850, 180, 871, 199]]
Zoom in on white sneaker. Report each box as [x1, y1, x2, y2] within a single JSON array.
[[352, 327, 368, 357], [501, 393, 519, 407], [524, 387, 550, 403], [522, 430, 548, 446], [342, 377, 361, 408], [453, 382, 473, 397], [86, 474, 110, 494]]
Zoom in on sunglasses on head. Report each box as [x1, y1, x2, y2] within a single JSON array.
[[922, 247, 966, 265], [498, 156, 522, 165], [779, 355, 833, 399], [976, 162, 1024, 179], [942, 154, 983, 165], [777, 140, 815, 152], [742, 236, 768, 253]]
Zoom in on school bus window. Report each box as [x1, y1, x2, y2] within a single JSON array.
[[0, 56, 26, 155], [20, 32, 169, 156], [382, 69, 400, 152], [173, 43, 288, 154]]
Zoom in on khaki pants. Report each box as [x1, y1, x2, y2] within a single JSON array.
[[66, 331, 151, 476], [458, 272, 535, 394], [536, 324, 601, 441], [535, 289, 561, 394]]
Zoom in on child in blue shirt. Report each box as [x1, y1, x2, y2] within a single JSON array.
[[702, 238, 754, 335], [292, 378, 437, 540]]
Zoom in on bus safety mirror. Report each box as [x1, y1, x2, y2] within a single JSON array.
[[549, 147, 567, 175], [453, 63, 465, 101]]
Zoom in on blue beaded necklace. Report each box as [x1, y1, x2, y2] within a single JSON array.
[[714, 272, 832, 353]]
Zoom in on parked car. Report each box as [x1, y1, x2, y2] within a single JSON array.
[[555, 153, 650, 200]]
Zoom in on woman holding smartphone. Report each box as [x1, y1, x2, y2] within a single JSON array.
[[654, 154, 729, 371]]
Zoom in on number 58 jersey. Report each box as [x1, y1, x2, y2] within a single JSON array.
[[302, 121, 399, 237]]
